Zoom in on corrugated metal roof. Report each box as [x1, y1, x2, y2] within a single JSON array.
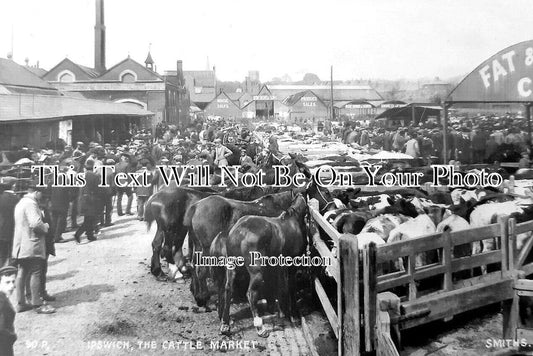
[[267, 84, 383, 102], [0, 58, 57, 91], [0, 93, 153, 123], [334, 100, 376, 109], [283, 90, 326, 106]]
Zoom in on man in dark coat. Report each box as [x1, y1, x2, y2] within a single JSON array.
[[74, 160, 102, 242], [50, 182, 70, 244], [101, 159, 116, 227], [0, 266, 17, 356], [0, 184, 19, 267], [134, 161, 154, 221]]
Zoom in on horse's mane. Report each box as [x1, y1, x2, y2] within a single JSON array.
[[280, 195, 307, 219]]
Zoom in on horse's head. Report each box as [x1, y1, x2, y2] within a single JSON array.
[[284, 153, 311, 178], [286, 194, 308, 218], [305, 179, 335, 213], [189, 249, 210, 307]]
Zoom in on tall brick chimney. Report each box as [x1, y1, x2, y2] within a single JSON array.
[[177, 60, 184, 86], [94, 0, 106, 73]]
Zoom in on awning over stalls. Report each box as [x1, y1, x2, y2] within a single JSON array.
[[375, 103, 441, 125], [0, 93, 153, 123]]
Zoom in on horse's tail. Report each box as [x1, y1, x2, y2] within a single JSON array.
[[210, 231, 227, 258], [183, 203, 196, 228], [144, 196, 165, 232]]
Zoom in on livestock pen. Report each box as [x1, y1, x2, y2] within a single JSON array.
[[307, 200, 533, 356]]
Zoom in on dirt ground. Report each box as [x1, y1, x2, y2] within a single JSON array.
[[11, 211, 309, 356], [10, 207, 522, 356]]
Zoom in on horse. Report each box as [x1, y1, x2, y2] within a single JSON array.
[[185, 179, 332, 308], [184, 190, 297, 307], [144, 185, 268, 280], [214, 194, 309, 337]]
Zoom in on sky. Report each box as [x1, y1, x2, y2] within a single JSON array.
[[1, 0, 532, 82]]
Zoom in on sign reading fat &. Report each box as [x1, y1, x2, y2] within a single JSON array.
[[448, 40, 533, 102]]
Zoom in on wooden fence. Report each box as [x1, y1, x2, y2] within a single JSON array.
[[363, 216, 533, 353], [308, 201, 360, 356], [309, 199, 533, 355]]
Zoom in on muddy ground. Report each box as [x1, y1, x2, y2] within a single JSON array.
[[12, 212, 308, 356], [10, 209, 521, 356]]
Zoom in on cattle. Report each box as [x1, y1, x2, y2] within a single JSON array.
[[360, 214, 413, 242], [469, 201, 524, 254], [388, 206, 447, 271], [215, 195, 309, 337], [328, 196, 419, 235]]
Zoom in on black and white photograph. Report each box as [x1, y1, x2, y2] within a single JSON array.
[[2, 1, 533, 355]]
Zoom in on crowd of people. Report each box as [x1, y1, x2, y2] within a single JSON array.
[[0, 117, 280, 353], [1, 113, 532, 353], [340, 114, 532, 166]]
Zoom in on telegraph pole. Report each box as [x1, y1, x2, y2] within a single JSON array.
[[330, 65, 334, 121]]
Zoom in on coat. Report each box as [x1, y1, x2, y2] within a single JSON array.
[[0, 292, 16, 355], [12, 194, 48, 260], [134, 168, 153, 197], [50, 186, 71, 214], [0, 192, 19, 243], [79, 171, 102, 216]]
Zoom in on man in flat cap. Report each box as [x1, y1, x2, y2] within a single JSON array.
[[0, 266, 17, 355]]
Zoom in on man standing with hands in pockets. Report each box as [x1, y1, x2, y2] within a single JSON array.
[[12, 185, 55, 314], [214, 138, 233, 168]]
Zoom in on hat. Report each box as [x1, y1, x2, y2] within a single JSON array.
[[27, 183, 48, 193], [0, 266, 17, 277], [105, 158, 116, 165], [85, 159, 95, 169]]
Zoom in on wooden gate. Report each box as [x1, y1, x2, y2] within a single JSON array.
[[308, 201, 361, 356]]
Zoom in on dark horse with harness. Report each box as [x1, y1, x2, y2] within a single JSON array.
[[212, 194, 309, 337]]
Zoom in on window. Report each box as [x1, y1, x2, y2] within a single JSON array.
[[121, 73, 136, 83], [58, 72, 74, 82]]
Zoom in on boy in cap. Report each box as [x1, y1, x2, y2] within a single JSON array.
[[0, 266, 17, 356]]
